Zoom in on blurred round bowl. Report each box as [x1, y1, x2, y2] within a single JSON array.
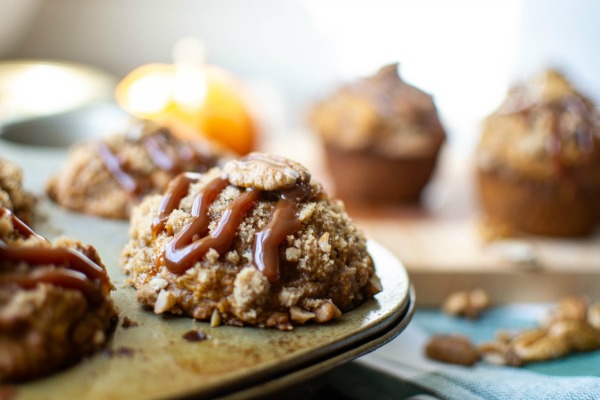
[[0, 59, 117, 124], [0, 102, 129, 148]]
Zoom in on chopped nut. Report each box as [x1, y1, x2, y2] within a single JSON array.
[[425, 335, 480, 366], [546, 295, 589, 325], [588, 302, 600, 329], [313, 301, 342, 323], [548, 319, 600, 352], [290, 306, 315, 324], [210, 309, 221, 327], [285, 247, 301, 262], [154, 290, 177, 314], [318, 232, 331, 253], [225, 152, 311, 191], [148, 277, 168, 292], [363, 274, 383, 297], [435, 295, 600, 368], [478, 341, 510, 365], [442, 289, 491, 319], [511, 332, 570, 364]]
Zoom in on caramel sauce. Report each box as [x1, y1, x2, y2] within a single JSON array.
[[165, 186, 260, 274], [0, 207, 45, 241], [0, 207, 108, 304], [97, 126, 214, 194], [152, 172, 204, 236], [0, 269, 104, 305], [97, 142, 141, 194], [253, 183, 310, 283], [157, 173, 311, 282], [143, 128, 211, 173]]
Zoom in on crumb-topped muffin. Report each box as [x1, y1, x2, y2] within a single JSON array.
[[0, 207, 117, 382], [121, 153, 381, 330], [477, 69, 600, 237], [0, 158, 35, 225], [310, 63, 446, 204], [47, 120, 225, 219]]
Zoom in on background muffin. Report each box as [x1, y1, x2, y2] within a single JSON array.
[[47, 120, 225, 219], [310, 63, 446, 204], [121, 153, 381, 330], [477, 69, 600, 237]]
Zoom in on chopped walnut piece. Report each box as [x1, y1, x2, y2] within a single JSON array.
[[548, 319, 600, 352], [510, 332, 570, 365], [318, 232, 331, 253], [285, 247, 301, 262], [477, 296, 600, 366], [148, 277, 168, 292], [313, 301, 342, 323], [290, 306, 316, 324], [442, 289, 491, 319], [210, 309, 221, 327], [478, 341, 511, 365], [363, 274, 383, 297], [224, 152, 311, 191], [425, 335, 480, 366], [588, 302, 600, 329], [154, 290, 177, 314], [546, 295, 589, 325]]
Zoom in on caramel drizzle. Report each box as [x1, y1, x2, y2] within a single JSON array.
[[144, 130, 209, 173], [253, 183, 310, 283], [164, 183, 260, 275], [97, 142, 141, 194], [157, 174, 310, 282], [97, 128, 212, 194], [0, 207, 109, 305], [152, 172, 204, 236]]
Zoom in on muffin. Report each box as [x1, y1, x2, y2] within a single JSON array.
[[121, 152, 381, 330], [477, 69, 600, 237], [0, 158, 35, 225], [0, 207, 117, 382], [47, 120, 225, 219], [310, 63, 446, 204]]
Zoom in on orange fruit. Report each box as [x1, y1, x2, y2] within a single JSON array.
[[115, 63, 256, 155]]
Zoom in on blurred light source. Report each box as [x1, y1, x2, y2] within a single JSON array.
[[115, 37, 257, 155]]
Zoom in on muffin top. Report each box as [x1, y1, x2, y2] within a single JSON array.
[[122, 153, 381, 330], [46, 120, 226, 219], [478, 70, 600, 182], [311, 63, 445, 157]]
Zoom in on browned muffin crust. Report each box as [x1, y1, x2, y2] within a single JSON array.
[[312, 63, 445, 155], [477, 70, 600, 236], [121, 153, 381, 330], [47, 120, 226, 219], [0, 207, 117, 382], [0, 158, 35, 225], [311, 63, 445, 204]]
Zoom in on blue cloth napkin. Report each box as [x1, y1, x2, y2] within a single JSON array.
[[327, 305, 600, 400]]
